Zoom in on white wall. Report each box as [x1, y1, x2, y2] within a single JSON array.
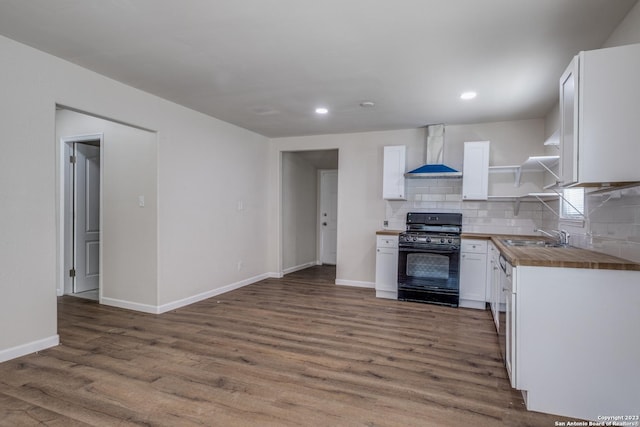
[[0, 34, 269, 360], [268, 119, 545, 286], [155, 108, 269, 308], [55, 110, 158, 306], [602, 0, 640, 48], [282, 152, 318, 272], [269, 129, 422, 287]]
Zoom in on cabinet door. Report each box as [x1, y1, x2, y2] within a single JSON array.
[[460, 252, 487, 302], [579, 44, 640, 184], [382, 146, 406, 200], [504, 264, 516, 388], [486, 243, 495, 303], [491, 250, 501, 331], [375, 247, 398, 293], [462, 141, 490, 200], [559, 56, 578, 186]]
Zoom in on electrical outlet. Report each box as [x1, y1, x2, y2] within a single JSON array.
[[237, 261, 243, 271], [383, 220, 389, 227]]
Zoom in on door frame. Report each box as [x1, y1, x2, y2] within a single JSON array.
[[317, 169, 338, 265], [277, 149, 339, 277], [57, 133, 104, 297]]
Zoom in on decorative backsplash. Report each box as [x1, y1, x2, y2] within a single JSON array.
[[385, 178, 542, 235], [560, 184, 640, 263], [385, 179, 640, 263]]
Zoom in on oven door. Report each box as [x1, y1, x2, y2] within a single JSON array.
[[397, 246, 460, 306]]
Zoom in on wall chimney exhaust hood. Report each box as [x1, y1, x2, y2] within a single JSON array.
[[405, 124, 462, 178]]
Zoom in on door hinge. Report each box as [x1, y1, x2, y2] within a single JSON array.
[[69, 268, 76, 278], [70, 155, 76, 164]]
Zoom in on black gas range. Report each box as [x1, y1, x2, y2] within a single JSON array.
[[397, 212, 462, 307]]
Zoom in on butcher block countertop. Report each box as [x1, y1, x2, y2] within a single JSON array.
[[462, 233, 640, 271], [376, 229, 404, 236]]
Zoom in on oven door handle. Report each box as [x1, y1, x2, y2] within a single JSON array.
[[399, 246, 459, 255]]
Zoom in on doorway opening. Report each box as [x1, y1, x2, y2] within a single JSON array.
[[280, 149, 338, 281], [61, 135, 102, 301]]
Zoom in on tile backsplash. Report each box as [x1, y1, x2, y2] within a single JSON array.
[[385, 178, 541, 235], [386, 179, 640, 263], [561, 184, 640, 263]]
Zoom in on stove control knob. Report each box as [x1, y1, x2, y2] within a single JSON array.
[[412, 236, 418, 242], [426, 237, 431, 243], [448, 238, 453, 244], [440, 238, 445, 243]]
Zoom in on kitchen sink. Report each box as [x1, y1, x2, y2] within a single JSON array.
[[501, 239, 569, 248]]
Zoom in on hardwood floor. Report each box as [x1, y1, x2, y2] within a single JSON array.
[[0, 266, 561, 426]]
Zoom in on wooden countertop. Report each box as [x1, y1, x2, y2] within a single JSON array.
[[376, 229, 404, 236], [462, 232, 640, 271]]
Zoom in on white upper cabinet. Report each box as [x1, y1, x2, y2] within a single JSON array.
[[462, 141, 490, 200], [382, 145, 407, 200], [559, 43, 640, 187]]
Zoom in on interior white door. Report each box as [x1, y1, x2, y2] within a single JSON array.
[[74, 143, 100, 293], [319, 170, 338, 265]]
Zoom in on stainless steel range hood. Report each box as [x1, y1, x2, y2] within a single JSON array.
[[405, 124, 462, 178]]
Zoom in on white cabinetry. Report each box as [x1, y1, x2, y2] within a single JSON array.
[[459, 239, 487, 309], [492, 251, 506, 332], [503, 259, 516, 388], [559, 43, 640, 187], [382, 146, 406, 200], [487, 241, 500, 330], [511, 266, 640, 420], [559, 57, 578, 186], [462, 141, 490, 200], [375, 235, 398, 299]]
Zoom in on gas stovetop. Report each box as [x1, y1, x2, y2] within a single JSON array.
[[400, 212, 462, 249], [399, 232, 460, 245]]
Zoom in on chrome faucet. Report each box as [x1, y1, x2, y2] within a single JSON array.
[[534, 228, 570, 246], [559, 230, 570, 246]]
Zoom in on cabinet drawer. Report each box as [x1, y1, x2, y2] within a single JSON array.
[[461, 240, 487, 254], [377, 236, 398, 248]]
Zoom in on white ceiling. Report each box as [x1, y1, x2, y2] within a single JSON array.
[[0, 0, 636, 138]]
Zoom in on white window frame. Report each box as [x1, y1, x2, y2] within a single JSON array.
[[559, 187, 585, 222]]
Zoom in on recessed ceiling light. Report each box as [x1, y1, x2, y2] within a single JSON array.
[[359, 101, 376, 108], [460, 91, 477, 100], [315, 107, 329, 114]]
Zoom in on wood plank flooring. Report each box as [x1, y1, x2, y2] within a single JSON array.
[[0, 266, 562, 426]]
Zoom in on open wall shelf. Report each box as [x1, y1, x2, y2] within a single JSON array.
[[488, 155, 560, 187], [488, 193, 560, 216]]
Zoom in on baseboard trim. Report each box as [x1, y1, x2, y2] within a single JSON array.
[[101, 297, 159, 314], [282, 261, 318, 276], [0, 335, 60, 363], [156, 273, 272, 314], [99, 273, 274, 315], [335, 279, 375, 288]]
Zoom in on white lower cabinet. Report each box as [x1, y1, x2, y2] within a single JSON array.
[[509, 266, 640, 421], [503, 260, 515, 388], [459, 239, 487, 309], [488, 242, 500, 330], [375, 235, 398, 299]]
